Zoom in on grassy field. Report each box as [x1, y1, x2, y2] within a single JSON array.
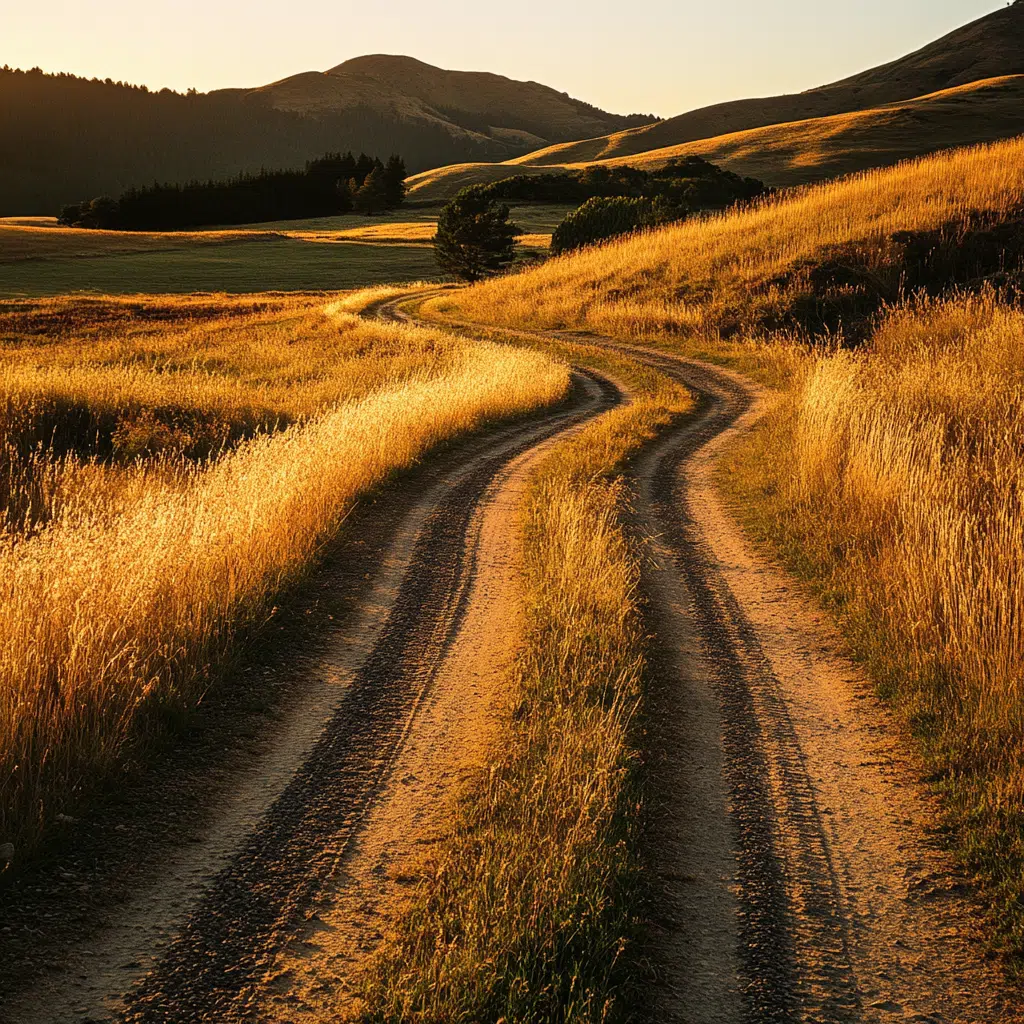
[[0, 206, 571, 298], [0, 288, 569, 866], [431, 135, 1024, 956], [362, 319, 691, 1022]]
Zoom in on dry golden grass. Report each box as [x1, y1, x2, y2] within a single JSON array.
[[0, 219, 276, 261], [405, 78, 1024, 201], [723, 291, 1024, 951], [0, 291, 569, 863], [596, 76, 1024, 187], [437, 136, 1024, 956], [363, 336, 690, 1023], [442, 136, 1024, 342]]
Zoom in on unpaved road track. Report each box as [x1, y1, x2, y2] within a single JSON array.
[[2, 291, 1018, 1023], [580, 336, 1018, 1023], [0, 313, 619, 1022]]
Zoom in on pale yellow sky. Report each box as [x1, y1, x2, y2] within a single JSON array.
[[4, 1, 1007, 116]]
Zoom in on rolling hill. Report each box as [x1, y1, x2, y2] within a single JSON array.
[[406, 75, 1024, 200], [511, 1, 1024, 167], [0, 60, 653, 216]]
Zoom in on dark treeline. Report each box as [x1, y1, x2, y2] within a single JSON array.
[[59, 153, 406, 230], [434, 158, 769, 275], [480, 157, 767, 209], [0, 67, 500, 215]]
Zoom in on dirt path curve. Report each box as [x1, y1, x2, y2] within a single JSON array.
[[0, 309, 621, 1024], [582, 337, 1018, 1024], [381, 293, 1019, 1022]]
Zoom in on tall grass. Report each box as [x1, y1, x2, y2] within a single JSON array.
[[0, 297, 569, 865], [724, 292, 1024, 949], [362, 346, 690, 1023], [441, 136, 1024, 344]]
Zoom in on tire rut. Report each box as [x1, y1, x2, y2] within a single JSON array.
[[606, 351, 853, 1022], [581, 336, 1014, 1024], [116, 368, 619, 1024]]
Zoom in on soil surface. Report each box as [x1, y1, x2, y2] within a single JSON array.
[[0, 322, 619, 1022], [583, 336, 1019, 1024]]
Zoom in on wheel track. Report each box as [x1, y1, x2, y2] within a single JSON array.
[[116, 370, 620, 1020], [1, 300, 621, 1024], [627, 353, 858, 1022]]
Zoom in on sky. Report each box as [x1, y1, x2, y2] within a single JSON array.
[[3, 1, 1009, 117]]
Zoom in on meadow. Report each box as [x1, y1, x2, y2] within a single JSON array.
[[0, 205, 570, 298], [435, 135, 1024, 953], [0, 288, 569, 863]]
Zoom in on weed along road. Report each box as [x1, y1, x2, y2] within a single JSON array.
[[0, 339, 620, 1023]]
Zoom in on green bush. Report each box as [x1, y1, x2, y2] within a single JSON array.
[[551, 196, 688, 255]]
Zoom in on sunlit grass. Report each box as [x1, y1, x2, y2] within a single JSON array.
[[0, 291, 569, 865], [362, 333, 691, 1023]]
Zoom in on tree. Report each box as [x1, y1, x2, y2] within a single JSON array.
[[383, 154, 407, 208], [433, 186, 520, 281], [353, 166, 389, 215]]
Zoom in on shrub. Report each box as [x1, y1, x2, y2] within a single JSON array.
[[551, 196, 687, 255]]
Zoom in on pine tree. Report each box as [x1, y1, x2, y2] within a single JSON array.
[[353, 167, 389, 215], [383, 155, 407, 208], [433, 186, 520, 281]]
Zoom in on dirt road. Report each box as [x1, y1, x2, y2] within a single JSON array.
[[0, 334, 619, 1023], [1, 291, 1017, 1023], [582, 336, 1016, 1023]]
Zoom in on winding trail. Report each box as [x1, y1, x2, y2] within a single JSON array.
[[1, 289, 1018, 1023]]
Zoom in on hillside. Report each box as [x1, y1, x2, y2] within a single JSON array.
[[407, 76, 1024, 201], [506, 2, 1024, 166], [0, 61, 652, 216]]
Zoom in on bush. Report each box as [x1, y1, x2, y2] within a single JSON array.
[[482, 156, 766, 208], [551, 196, 689, 255]]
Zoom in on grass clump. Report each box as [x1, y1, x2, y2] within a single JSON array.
[[361, 341, 690, 1023]]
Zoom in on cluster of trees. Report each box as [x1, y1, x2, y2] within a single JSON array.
[[58, 153, 406, 230], [478, 158, 766, 209], [434, 158, 767, 279]]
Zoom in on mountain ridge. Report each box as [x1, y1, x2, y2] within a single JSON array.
[[0, 58, 653, 215], [508, 3, 1024, 167]]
